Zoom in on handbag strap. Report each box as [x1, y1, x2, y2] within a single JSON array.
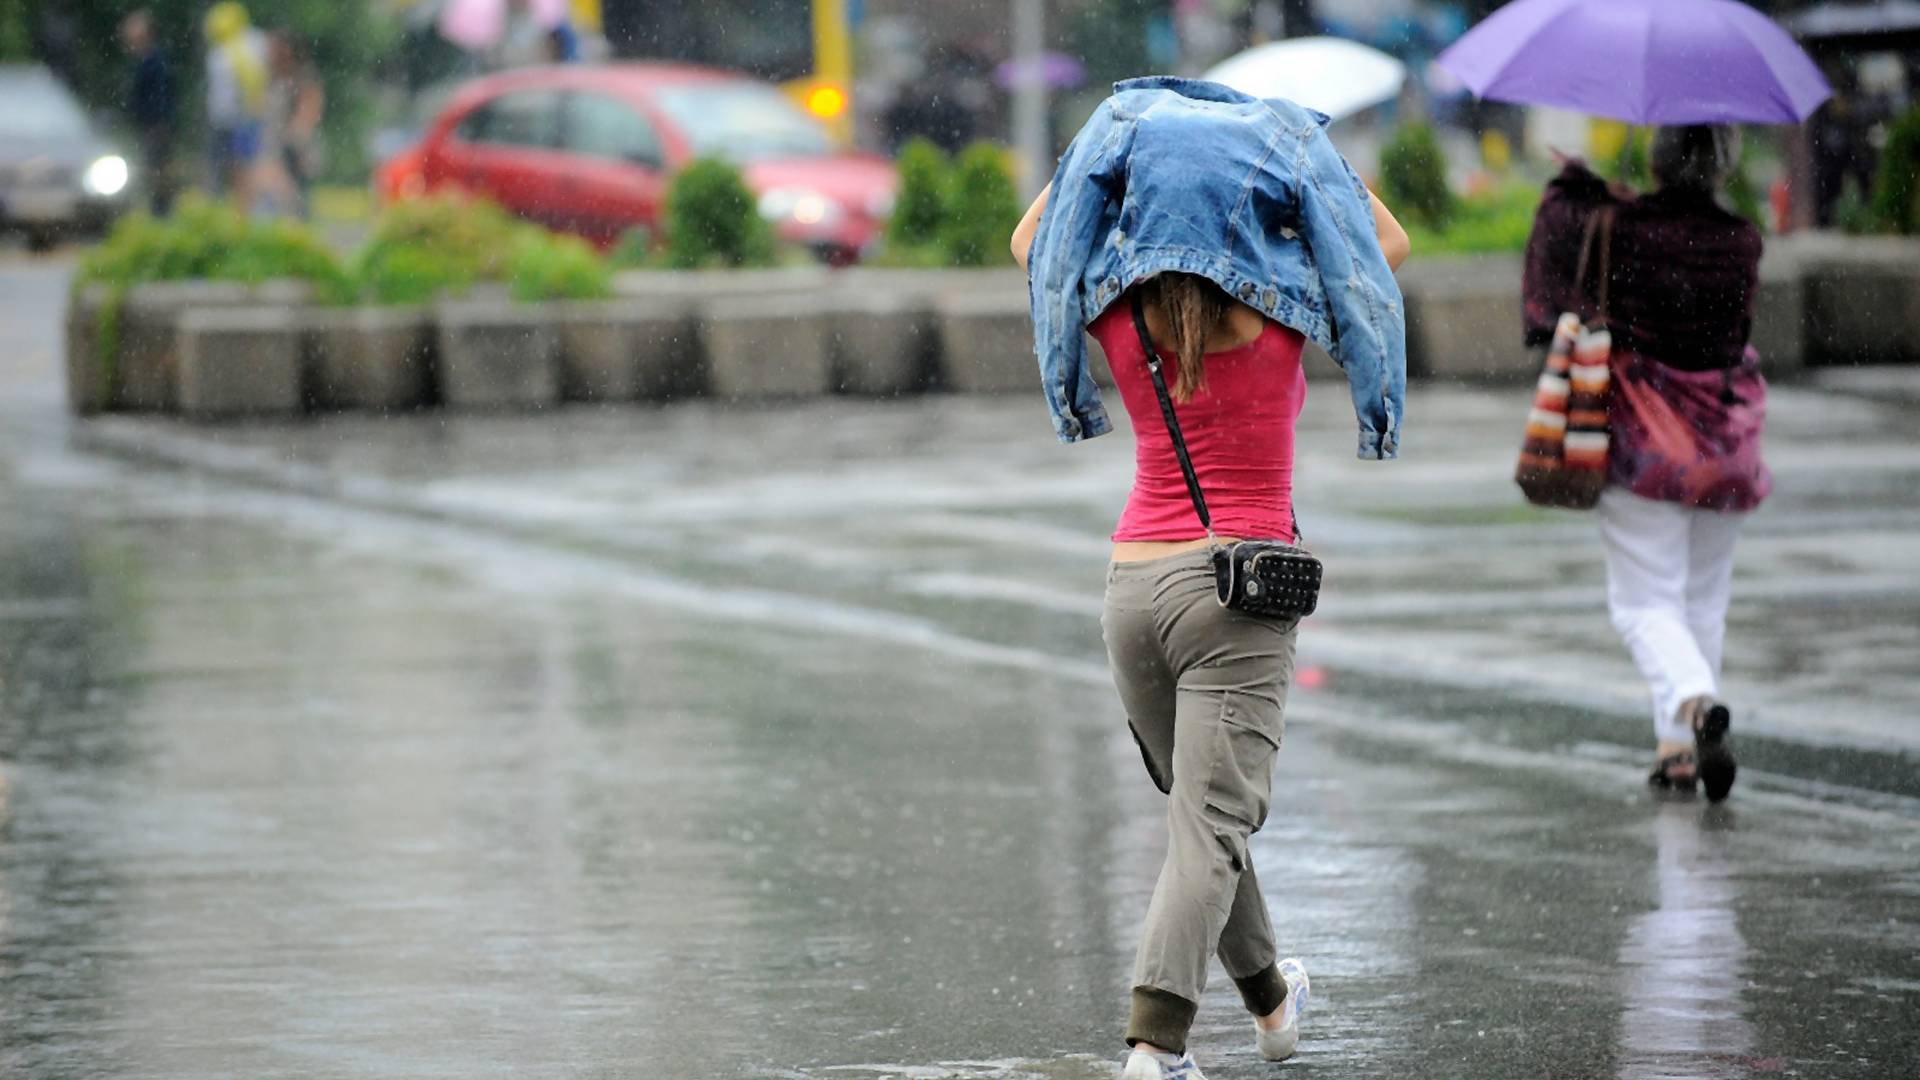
[[1572, 206, 1617, 322], [1129, 292, 1216, 543]]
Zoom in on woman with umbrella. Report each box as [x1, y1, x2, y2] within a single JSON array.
[[1522, 128, 1768, 802], [1440, 0, 1832, 802]]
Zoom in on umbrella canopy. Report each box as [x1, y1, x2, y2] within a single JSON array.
[[1436, 0, 1831, 125], [438, 0, 569, 52], [1204, 36, 1408, 121]]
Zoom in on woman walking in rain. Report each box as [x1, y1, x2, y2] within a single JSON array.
[[1012, 78, 1409, 1079], [1523, 127, 1771, 803]]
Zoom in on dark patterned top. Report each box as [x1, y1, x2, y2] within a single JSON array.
[[1522, 163, 1763, 372]]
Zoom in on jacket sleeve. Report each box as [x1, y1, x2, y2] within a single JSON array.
[[1295, 123, 1406, 460], [1026, 100, 1121, 443]]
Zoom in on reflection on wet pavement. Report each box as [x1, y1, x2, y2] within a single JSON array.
[[1617, 804, 1754, 1080]]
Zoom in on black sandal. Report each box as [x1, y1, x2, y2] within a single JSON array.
[[1648, 749, 1698, 790], [1695, 701, 1737, 803]]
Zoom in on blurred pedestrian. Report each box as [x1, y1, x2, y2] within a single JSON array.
[[1522, 127, 1770, 803], [120, 9, 176, 216], [1810, 69, 1884, 228], [1015, 77, 1410, 1080], [203, 2, 270, 210], [495, 0, 565, 68], [264, 33, 326, 218]]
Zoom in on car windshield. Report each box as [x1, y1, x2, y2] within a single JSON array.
[[0, 70, 91, 141], [652, 82, 833, 161]]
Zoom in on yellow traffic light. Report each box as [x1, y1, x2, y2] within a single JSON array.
[[805, 83, 849, 120]]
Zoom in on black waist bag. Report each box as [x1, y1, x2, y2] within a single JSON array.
[[1130, 294, 1322, 620]]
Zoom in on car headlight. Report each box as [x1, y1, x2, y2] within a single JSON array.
[[757, 188, 845, 229], [83, 155, 130, 197]]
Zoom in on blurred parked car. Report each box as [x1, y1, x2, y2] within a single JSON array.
[[375, 63, 897, 263], [0, 65, 133, 250]]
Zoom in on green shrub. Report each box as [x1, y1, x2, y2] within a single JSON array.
[[1380, 122, 1454, 231], [76, 200, 349, 297], [664, 158, 776, 269], [1870, 107, 1920, 235], [506, 230, 613, 302], [74, 200, 354, 384], [353, 243, 476, 305], [351, 194, 523, 303], [1401, 182, 1542, 256], [888, 138, 950, 249], [939, 143, 1022, 268], [1724, 154, 1767, 230], [607, 226, 656, 270]]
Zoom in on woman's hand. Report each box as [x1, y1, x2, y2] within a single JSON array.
[[1369, 189, 1411, 271], [1010, 183, 1051, 271]]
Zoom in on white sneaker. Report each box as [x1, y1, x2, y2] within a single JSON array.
[[1121, 1048, 1208, 1079], [1254, 957, 1311, 1062]]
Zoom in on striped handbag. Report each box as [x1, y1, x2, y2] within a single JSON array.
[[1516, 207, 1614, 510]]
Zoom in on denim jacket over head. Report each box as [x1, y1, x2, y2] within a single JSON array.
[[1026, 77, 1406, 459]]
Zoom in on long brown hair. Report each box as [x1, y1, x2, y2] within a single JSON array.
[[1140, 273, 1230, 403]]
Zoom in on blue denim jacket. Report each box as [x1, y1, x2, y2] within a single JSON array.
[[1026, 77, 1406, 459]]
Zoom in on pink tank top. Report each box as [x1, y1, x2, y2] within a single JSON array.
[[1090, 299, 1307, 543]]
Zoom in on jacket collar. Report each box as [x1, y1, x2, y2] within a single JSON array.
[[1111, 76, 1333, 127]]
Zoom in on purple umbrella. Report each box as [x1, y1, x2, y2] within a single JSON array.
[[1436, 0, 1831, 125], [994, 52, 1088, 92]]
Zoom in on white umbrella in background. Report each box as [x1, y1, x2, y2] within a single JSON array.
[[1204, 36, 1408, 121]]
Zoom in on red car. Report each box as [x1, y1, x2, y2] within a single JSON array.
[[376, 63, 896, 262]]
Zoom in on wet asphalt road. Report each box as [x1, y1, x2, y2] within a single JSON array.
[[1, 255, 1917, 1079]]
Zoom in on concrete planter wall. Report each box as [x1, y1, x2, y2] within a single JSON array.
[[61, 244, 1920, 421], [65, 284, 113, 416], [934, 291, 1035, 393], [1752, 249, 1807, 378], [304, 306, 435, 412], [552, 297, 698, 402], [115, 280, 313, 411], [1803, 249, 1920, 367], [824, 290, 938, 396], [1398, 255, 1528, 381], [699, 293, 831, 399], [435, 302, 561, 409], [176, 308, 305, 419], [614, 266, 833, 300]]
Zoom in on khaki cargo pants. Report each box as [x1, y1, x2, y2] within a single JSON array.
[[1101, 548, 1298, 1055]]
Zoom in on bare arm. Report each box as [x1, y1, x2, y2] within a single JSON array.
[[1010, 183, 1051, 270], [1370, 189, 1411, 271]]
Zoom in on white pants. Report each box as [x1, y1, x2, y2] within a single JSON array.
[[1596, 489, 1747, 744]]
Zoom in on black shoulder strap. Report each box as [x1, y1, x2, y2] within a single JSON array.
[[1129, 292, 1214, 538]]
